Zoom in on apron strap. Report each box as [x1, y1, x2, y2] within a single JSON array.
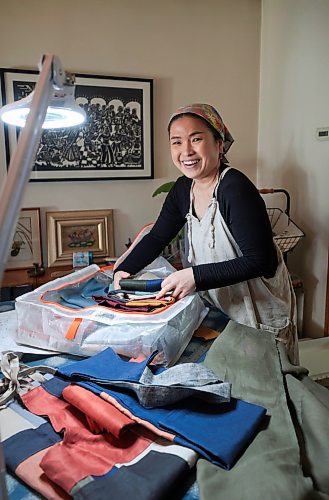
[[186, 167, 231, 263], [0, 352, 56, 407]]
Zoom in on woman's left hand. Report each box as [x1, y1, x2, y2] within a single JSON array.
[[156, 268, 196, 300]]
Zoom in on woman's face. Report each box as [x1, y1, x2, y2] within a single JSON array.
[[169, 115, 223, 181]]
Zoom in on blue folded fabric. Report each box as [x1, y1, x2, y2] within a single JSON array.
[[59, 346, 152, 381], [42, 276, 107, 309], [57, 348, 266, 469], [58, 348, 231, 407]]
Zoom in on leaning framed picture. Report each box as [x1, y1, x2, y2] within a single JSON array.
[[6, 208, 42, 269], [0, 68, 153, 181], [46, 209, 114, 267]]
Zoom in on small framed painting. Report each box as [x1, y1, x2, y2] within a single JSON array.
[[46, 209, 114, 267], [6, 208, 42, 269]]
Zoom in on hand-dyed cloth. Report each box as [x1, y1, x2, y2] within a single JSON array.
[[57, 347, 266, 468], [197, 321, 329, 500], [3, 387, 196, 499], [58, 347, 231, 407], [1, 332, 266, 499], [92, 294, 174, 313]]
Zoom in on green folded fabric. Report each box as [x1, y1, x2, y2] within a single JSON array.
[[197, 321, 329, 500]]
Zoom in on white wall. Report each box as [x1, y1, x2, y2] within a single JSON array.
[[0, 0, 261, 260], [258, 0, 329, 337]]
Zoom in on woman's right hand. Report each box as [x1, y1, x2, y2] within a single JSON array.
[[113, 271, 130, 290]]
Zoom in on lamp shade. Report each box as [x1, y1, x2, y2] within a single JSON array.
[[0, 83, 86, 129]]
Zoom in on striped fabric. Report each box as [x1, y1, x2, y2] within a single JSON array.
[[1, 346, 266, 498], [2, 380, 197, 499]]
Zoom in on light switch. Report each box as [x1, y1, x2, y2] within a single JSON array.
[[316, 127, 329, 140]]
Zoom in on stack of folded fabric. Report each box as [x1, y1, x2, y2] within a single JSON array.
[[92, 290, 175, 313], [1, 346, 266, 499]]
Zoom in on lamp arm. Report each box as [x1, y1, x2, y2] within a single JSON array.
[[0, 54, 57, 283]]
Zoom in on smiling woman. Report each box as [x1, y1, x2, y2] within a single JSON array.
[[114, 102, 299, 364]]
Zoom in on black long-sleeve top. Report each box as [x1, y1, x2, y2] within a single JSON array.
[[115, 167, 278, 291]]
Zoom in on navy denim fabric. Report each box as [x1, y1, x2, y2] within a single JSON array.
[[57, 348, 266, 469], [58, 348, 230, 407]]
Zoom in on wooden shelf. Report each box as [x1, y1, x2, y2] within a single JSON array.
[[1, 266, 75, 289]]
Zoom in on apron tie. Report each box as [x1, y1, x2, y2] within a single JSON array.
[[186, 212, 194, 264], [0, 352, 56, 407], [209, 197, 217, 249]]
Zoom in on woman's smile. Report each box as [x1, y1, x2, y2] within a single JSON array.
[[181, 159, 200, 169]]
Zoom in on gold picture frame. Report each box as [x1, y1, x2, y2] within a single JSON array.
[[46, 209, 114, 267], [7, 208, 42, 269]]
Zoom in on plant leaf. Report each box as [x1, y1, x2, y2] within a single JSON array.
[[152, 181, 175, 197]]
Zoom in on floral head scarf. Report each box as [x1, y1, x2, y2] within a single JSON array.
[[168, 103, 234, 156]]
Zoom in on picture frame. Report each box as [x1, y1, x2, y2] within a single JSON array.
[[0, 68, 154, 181], [6, 208, 42, 269], [46, 209, 114, 267]]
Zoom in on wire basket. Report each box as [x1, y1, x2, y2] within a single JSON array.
[[267, 207, 305, 253]]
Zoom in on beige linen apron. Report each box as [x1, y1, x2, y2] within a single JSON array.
[[186, 168, 299, 363]]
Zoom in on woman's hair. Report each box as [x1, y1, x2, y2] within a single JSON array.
[[168, 113, 222, 142]]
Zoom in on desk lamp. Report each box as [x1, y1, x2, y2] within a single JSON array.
[[0, 54, 86, 282], [0, 54, 86, 498]]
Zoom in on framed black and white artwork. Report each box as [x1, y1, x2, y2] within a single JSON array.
[[0, 68, 154, 181]]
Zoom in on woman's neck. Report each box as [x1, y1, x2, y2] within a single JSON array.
[[193, 169, 219, 192]]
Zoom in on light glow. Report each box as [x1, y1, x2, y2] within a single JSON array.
[[1, 106, 86, 129], [0, 82, 86, 129]]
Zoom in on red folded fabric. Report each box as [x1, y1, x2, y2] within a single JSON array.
[[62, 384, 136, 438]]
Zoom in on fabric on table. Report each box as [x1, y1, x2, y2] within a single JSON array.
[[1, 349, 186, 500], [99, 390, 178, 442], [5, 379, 197, 497], [58, 347, 231, 407], [280, 344, 329, 494], [40, 422, 154, 493], [42, 376, 176, 443], [72, 450, 190, 500], [62, 384, 137, 438], [57, 347, 266, 469], [7, 400, 46, 428], [15, 448, 70, 500], [41, 374, 71, 398], [0, 351, 56, 406], [16, 384, 160, 494], [22, 385, 92, 434], [0, 406, 35, 441], [197, 320, 329, 500], [4, 423, 62, 471]]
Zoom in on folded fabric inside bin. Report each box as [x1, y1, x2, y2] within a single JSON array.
[[15, 260, 209, 365]]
